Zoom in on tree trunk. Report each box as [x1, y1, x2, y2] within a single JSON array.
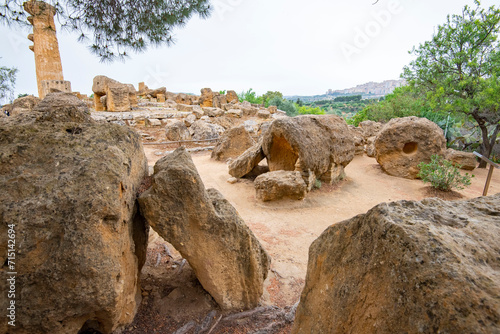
[[477, 123, 499, 168]]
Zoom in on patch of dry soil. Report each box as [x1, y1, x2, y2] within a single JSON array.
[[119, 149, 499, 334]]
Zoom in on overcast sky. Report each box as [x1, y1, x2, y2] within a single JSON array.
[[1, 0, 498, 98]]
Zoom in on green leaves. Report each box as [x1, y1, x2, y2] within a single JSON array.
[[418, 155, 474, 192], [0, 0, 212, 61], [0, 60, 18, 104]]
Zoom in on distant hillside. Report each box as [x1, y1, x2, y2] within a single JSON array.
[[286, 79, 406, 102]]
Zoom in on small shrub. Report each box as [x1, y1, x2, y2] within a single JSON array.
[[418, 155, 473, 192], [314, 179, 322, 189]]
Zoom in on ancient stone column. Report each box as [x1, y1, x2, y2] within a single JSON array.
[[24, 1, 70, 99]]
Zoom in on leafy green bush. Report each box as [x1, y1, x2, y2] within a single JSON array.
[[238, 88, 263, 105], [417, 155, 473, 192], [297, 106, 325, 115], [267, 96, 298, 116]]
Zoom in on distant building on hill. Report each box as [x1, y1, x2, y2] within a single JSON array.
[[327, 79, 406, 98]]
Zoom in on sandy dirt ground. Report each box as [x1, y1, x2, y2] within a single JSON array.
[[120, 146, 499, 334]]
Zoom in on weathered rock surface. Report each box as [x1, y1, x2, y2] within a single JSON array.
[[200, 88, 214, 108], [365, 136, 376, 158], [255, 171, 307, 201], [293, 194, 500, 334], [138, 148, 270, 310], [211, 125, 256, 162], [189, 120, 225, 140], [262, 115, 355, 189], [375, 117, 446, 179], [92, 75, 136, 112], [226, 90, 239, 104], [257, 109, 271, 119], [165, 120, 191, 141], [0, 94, 149, 334], [445, 148, 477, 170], [349, 125, 365, 155], [228, 141, 266, 178]]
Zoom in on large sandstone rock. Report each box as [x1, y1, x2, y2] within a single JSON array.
[[228, 141, 266, 178], [226, 90, 239, 104], [293, 194, 500, 334], [262, 115, 355, 189], [7, 95, 41, 116], [92, 75, 136, 112], [0, 94, 149, 333], [375, 117, 446, 179], [445, 148, 477, 170], [189, 120, 225, 140], [211, 125, 256, 162], [255, 171, 307, 201], [349, 125, 365, 155], [138, 148, 270, 310], [165, 119, 191, 141]]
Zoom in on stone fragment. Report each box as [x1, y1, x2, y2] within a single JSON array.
[[365, 136, 376, 158], [211, 125, 256, 162], [262, 115, 355, 189], [225, 109, 242, 118], [200, 88, 214, 108], [0, 93, 148, 334], [375, 117, 446, 179], [257, 109, 271, 119], [293, 194, 500, 334], [228, 141, 266, 178], [147, 118, 162, 127], [138, 148, 270, 310], [349, 125, 365, 155], [445, 148, 477, 170], [177, 104, 194, 112], [165, 120, 191, 141], [244, 120, 259, 133], [184, 114, 197, 127], [107, 84, 130, 112], [227, 177, 238, 184], [226, 90, 239, 104], [157, 94, 166, 103], [255, 171, 307, 201], [203, 107, 225, 117], [189, 120, 225, 141], [268, 106, 277, 114]]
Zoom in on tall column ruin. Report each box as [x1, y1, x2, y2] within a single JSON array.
[[24, 0, 71, 99]]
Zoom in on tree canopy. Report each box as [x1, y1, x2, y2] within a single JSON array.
[[0, 0, 212, 61], [0, 60, 18, 104], [402, 0, 500, 167]]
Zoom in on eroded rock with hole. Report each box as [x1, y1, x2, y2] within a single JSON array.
[[138, 148, 270, 310], [262, 115, 355, 189], [0, 94, 149, 334], [255, 171, 307, 201], [445, 148, 477, 170], [293, 194, 500, 334], [211, 125, 256, 162], [375, 117, 446, 179]]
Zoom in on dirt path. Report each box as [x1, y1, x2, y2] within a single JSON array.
[[144, 149, 499, 308]]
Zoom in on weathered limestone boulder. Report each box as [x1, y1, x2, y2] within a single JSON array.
[[268, 105, 277, 114], [200, 88, 214, 108], [7, 95, 41, 116], [92, 75, 136, 112], [212, 94, 227, 109], [226, 90, 239, 104], [240, 101, 258, 116], [211, 125, 256, 162], [293, 194, 500, 334], [177, 104, 195, 112], [349, 125, 365, 155], [0, 93, 149, 334], [255, 171, 307, 201], [375, 117, 446, 179], [175, 93, 193, 105], [365, 136, 376, 158], [149, 87, 167, 98], [203, 107, 225, 117], [262, 115, 355, 189], [189, 120, 225, 140], [228, 141, 266, 178], [359, 120, 383, 139], [165, 119, 191, 141], [138, 148, 270, 310], [225, 109, 242, 118], [184, 113, 197, 127], [445, 148, 477, 170], [211, 116, 237, 130], [257, 109, 271, 119], [157, 93, 166, 103]]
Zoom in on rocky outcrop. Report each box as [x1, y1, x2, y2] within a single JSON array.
[[138, 148, 270, 310], [165, 120, 191, 141], [375, 117, 446, 179], [293, 194, 500, 334], [445, 148, 477, 170], [200, 88, 214, 108], [262, 115, 355, 189], [211, 125, 255, 162], [189, 120, 225, 141], [228, 141, 266, 178], [0, 93, 149, 334], [226, 90, 239, 104], [349, 125, 365, 155], [255, 171, 307, 201]]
